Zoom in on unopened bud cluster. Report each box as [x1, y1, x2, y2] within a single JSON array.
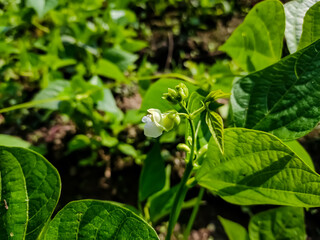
[[162, 83, 189, 104]]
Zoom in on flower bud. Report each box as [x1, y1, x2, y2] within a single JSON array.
[[177, 143, 191, 153], [162, 93, 179, 104], [161, 111, 180, 131], [175, 83, 189, 101]]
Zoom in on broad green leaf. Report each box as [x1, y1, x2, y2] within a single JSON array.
[[44, 200, 159, 239], [0, 134, 33, 149], [0, 146, 61, 240], [230, 39, 320, 141], [219, 0, 285, 72], [139, 142, 165, 201], [196, 128, 320, 207], [284, 0, 320, 53], [32, 80, 70, 110], [103, 47, 138, 71], [140, 78, 198, 112], [26, 0, 59, 18], [298, 2, 320, 50], [94, 59, 126, 82], [118, 143, 137, 157], [0, 134, 44, 154], [96, 88, 121, 114], [208, 60, 237, 93], [284, 140, 314, 170], [205, 110, 224, 153], [218, 216, 249, 240], [249, 207, 306, 240], [67, 135, 91, 154]]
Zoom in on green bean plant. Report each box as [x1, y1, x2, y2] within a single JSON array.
[[2, 0, 320, 239]]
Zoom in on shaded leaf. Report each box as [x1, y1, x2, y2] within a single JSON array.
[[219, 0, 285, 72], [196, 128, 320, 207], [230, 39, 320, 141], [249, 207, 306, 240], [139, 142, 166, 201]]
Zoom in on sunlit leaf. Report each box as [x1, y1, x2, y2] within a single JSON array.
[[205, 110, 224, 153], [284, 0, 320, 53], [196, 128, 320, 207], [218, 216, 249, 240], [298, 2, 320, 50], [26, 0, 59, 18], [219, 0, 285, 72]]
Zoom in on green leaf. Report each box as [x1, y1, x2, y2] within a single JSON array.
[[196, 128, 320, 207], [100, 130, 119, 147], [118, 143, 137, 157], [0, 146, 61, 240], [26, 0, 59, 18], [32, 80, 70, 110], [96, 88, 121, 115], [140, 78, 198, 112], [284, 140, 315, 170], [94, 59, 126, 82], [103, 47, 138, 71], [218, 216, 249, 240], [298, 2, 320, 50], [139, 142, 166, 201], [219, 0, 285, 72], [230, 39, 320, 141], [187, 92, 210, 150], [67, 135, 91, 154], [205, 110, 224, 153], [44, 200, 159, 239], [284, 0, 320, 53], [249, 207, 306, 240], [0, 134, 44, 154]]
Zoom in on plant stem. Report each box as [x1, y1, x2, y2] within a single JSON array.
[[183, 187, 205, 239], [136, 73, 198, 85], [165, 106, 196, 240], [0, 96, 69, 114]]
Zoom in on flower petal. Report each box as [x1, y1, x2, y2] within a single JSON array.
[[144, 122, 163, 138], [142, 115, 152, 123]]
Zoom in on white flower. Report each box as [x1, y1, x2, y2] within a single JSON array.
[[142, 109, 180, 138]]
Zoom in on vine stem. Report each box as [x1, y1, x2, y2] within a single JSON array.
[[135, 73, 198, 85], [0, 96, 70, 114], [165, 105, 196, 240], [183, 187, 205, 239]]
